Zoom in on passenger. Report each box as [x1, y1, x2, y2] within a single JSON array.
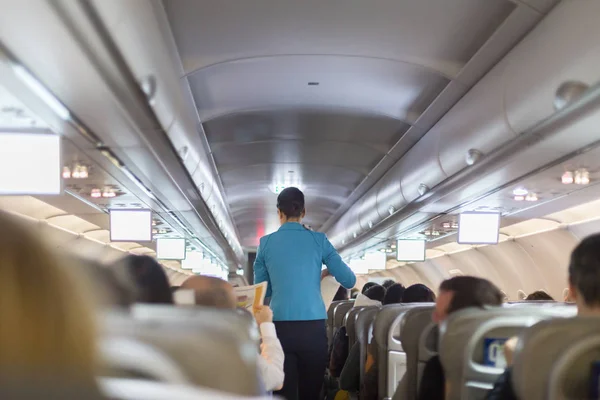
[[333, 286, 350, 302], [354, 284, 385, 307], [0, 211, 99, 385], [82, 257, 135, 308], [115, 254, 173, 304], [254, 187, 356, 400], [417, 276, 503, 400], [402, 283, 436, 303], [382, 279, 396, 290], [524, 290, 554, 301], [487, 233, 600, 400], [382, 283, 406, 305], [181, 275, 285, 392], [362, 282, 377, 294]]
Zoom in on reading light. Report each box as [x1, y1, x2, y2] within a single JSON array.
[[512, 188, 528, 196], [78, 165, 88, 179], [388, 206, 395, 215], [513, 195, 525, 201], [12, 64, 71, 121], [574, 169, 590, 185], [442, 222, 451, 229], [62, 166, 71, 179], [102, 188, 116, 198], [562, 171, 574, 184], [390, 243, 397, 249], [90, 188, 101, 198], [451, 222, 459, 229], [525, 193, 538, 202]]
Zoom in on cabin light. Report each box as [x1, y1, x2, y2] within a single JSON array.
[[78, 165, 88, 179], [390, 243, 397, 249], [152, 220, 157, 226], [152, 228, 159, 234], [432, 230, 440, 236], [451, 222, 459, 229], [379, 248, 386, 253], [353, 232, 358, 239], [368, 221, 374, 229], [388, 206, 395, 215], [525, 193, 538, 202], [512, 187, 528, 196], [574, 169, 590, 185], [90, 188, 101, 198], [442, 222, 451, 229], [418, 183, 429, 196], [62, 166, 71, 179], [102, 188, 116, 198], [385, 248, 393, 253], [561, 171, 574, 184], [513, 195, 525, 201], [158, 229, 167, 234]]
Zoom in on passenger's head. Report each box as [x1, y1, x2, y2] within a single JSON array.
[[117, 255, 173, 304], [382, 279, 396, 290], [83, 258, 134, 308], [433, 276, 503, 323], [362, 281, 377, 294], [0, 212, 97, 379], [181, 275, 237, 309], [333, 286, 349, 301], [277, 187, 305, 224], [383, 283, 406, 305], [351, 288, 360, 299], [402, 284, 436, 303], [525, 290, 554, 301], [364, 284, 385, 303], [568, 234, 600, 314]]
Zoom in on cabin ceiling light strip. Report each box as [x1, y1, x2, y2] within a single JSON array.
[[12, 64, 71, 121]]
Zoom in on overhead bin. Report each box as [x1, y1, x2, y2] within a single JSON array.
[[328, 0, 600, 250], [90, 0, 242, 258]]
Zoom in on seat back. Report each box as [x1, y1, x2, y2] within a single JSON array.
[[346, 306, 366, 348], [512, 317, 600, 400], [355, 306, 380, 386], [417, 323, 438, 392], [373, 304, 430, 399], [439, 305, 576, 400], [333, 301, 354, 340], [328, 300, 346, 345], [398, 306, 435, 400], [101, 309, 262, 396]]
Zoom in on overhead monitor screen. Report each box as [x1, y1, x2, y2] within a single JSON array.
[[396, 239, 426, 262], [109, 209, 152, 242], [156, 238, 186, 260], [0, 133, 61, 195], [458, 212, 501, 244], [181, 251, 203, 270], [365, 251, 386, 270], [349, 258, 368, 275]]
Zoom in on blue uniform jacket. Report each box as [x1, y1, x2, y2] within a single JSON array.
[[254, 222, 356, 321]]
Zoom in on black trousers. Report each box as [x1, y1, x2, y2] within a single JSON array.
[[273, 320, 328, 400]]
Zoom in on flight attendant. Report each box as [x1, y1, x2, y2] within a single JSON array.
[[254, 187, 356, 400]]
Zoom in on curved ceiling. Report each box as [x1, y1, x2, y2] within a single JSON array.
[[162, 0, 538, 247]]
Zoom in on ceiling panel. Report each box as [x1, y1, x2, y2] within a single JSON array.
[[163, 0, 520, 247]]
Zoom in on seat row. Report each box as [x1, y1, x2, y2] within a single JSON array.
[[327, 299, 599, 400]]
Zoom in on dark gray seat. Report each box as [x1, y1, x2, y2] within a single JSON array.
[[346, 306, 366, 348], [355, 306, 380, 388], [394, 306, 435, 400], [333, 300, 354, 342], [373, 304, 429, 399], [328, 300, 346, 346], [512, 316, 600, 400], [439, 305, 576, 400]]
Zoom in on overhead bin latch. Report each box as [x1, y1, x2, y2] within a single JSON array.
[[554, 81, 590, 111]]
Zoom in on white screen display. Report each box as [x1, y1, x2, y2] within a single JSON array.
[[109, 209, 152, 242], [458, 212, 501, 244], [349, 259, 369, 275], [365, 252, 386, 270], [396, 240, 426, 262], [181, 251, 203, 270], [156, 238, 186, 260], [0, 133, 60, 195]]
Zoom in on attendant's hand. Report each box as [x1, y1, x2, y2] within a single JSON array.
[[254, 305, 273, 325], [503, 336, 519, 366], [321, 269, 331, 281]]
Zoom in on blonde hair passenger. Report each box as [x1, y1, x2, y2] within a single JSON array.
[[0, 211, 98, 381]]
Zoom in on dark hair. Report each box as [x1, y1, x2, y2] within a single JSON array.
[[364, 284, 385, 303], [525, 290, 554, 301], [351, 288, 360, 299], [277, 187, 305, 218], [383, 283, 406, 305], [402, 284, 436, 303], [170, 286, 180, 294], [333, 286, 349, 301], [121, 255, 173, 304], [362, 281, 377, 294], [569, 234, 600, 306], [439, 276, 503, 314], [382, 279, 396, 290]]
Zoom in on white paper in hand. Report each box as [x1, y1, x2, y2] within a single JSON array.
[[321, 275, 340, 310]]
